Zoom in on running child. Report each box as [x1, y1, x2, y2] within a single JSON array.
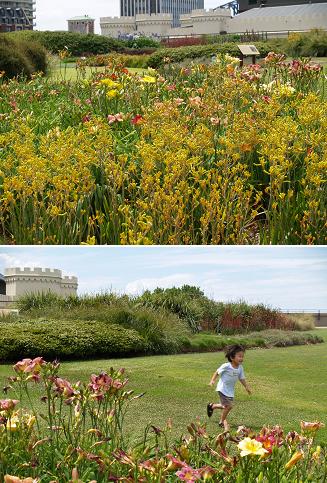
[[207, 344, 252, 431]]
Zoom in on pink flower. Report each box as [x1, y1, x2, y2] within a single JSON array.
[[176, 466, 201, 481], [13, 358, 45, 377], [53, 377, 75, 399], [107, 113, 125, 124], [0, 399, 19, 412]]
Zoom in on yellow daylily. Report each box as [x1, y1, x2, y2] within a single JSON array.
[[141, 75, 156, 84], [237, 438, 268, 457], [106, 89, 119, 99], [100, 79, 122, 89]]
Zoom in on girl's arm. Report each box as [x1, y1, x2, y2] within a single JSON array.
[[209, 371, 218, 386], [240, 379, 252, 394]]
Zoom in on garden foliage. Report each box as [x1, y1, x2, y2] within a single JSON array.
[[0, 53, 326, 244], [1, 357, 326, 481], [0, 35, 47, 78]]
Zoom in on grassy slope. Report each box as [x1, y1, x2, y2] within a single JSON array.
[[1, 329, 326, 444]]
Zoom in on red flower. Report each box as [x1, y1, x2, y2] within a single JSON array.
[[131, 115, 144, 125]]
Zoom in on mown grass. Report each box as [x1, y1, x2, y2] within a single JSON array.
[[1, 329, 326, 444], [49, 61, 145, 81]]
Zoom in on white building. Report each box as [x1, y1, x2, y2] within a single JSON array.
[[100, 8, 230, 38], [229, 4, 327, 36], [100, 4, 327, 39], [0, 267, 78, 314]]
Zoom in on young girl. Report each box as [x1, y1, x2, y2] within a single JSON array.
[[207, 344, 251, 431]]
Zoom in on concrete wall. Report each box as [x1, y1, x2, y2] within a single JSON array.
[[3, 267, 78, 298], [100, 16, 136, 37]]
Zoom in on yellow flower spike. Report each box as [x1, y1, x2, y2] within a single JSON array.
[[312, 446, 321, 462]]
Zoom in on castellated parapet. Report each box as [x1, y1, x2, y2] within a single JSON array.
[[3, 267, 78, 298]]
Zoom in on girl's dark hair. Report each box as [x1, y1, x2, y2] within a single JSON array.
[[225, 344, 245, 362]]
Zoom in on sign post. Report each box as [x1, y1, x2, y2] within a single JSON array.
[[238, 44, 260, 66]]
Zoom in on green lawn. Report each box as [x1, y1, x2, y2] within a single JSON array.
[[49, 63, 145, 81], [1, 329, 327, 444]]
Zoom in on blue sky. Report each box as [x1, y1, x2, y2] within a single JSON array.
[[36, 0, 226, 33], [0, 247, 326, 311]]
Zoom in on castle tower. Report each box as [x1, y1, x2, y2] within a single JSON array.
[[4, 267, 78, 298]]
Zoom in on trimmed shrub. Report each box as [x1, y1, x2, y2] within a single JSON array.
[[124, 36, 160, 49], [9, 30, 124, 56], [0, 319, 146, 362], [147, 41, 279, 68]]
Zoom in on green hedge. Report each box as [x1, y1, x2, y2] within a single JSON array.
[[147, 41, 278, 68], [15, 292, 189, 356], [8, 30, 123, 56], [181, 330, 323, 353], [0, 319, 146, 361], [0, 35, 47, 78]]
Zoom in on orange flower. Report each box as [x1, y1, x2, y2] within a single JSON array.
[[285, 451, 303, 470]]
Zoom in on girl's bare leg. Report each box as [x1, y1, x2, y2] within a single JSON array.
[[211, 403, 224, 410], [220, 406, 232, 431]]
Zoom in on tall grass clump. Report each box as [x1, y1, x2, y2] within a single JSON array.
[[286, 29, 327, 57], [219, 301, 295, 335], [287, 313, 316, 331], [0, 35, 47, 79], [136, 285, 224, 333]]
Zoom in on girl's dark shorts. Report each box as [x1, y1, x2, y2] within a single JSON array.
[[218, 391, 234, 407]]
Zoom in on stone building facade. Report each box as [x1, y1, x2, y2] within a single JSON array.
[[67, 15, 95, 34]]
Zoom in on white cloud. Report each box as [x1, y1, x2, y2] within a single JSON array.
[[125, 273, 194, 295], [0, 253, 42, 269]]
